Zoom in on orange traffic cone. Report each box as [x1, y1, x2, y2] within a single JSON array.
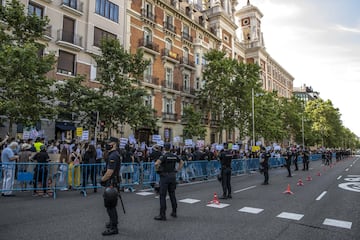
[[317, 171, 321, 176], [297, 178, 304, 186], [283, 184, 294, 195], [306, 175, 312, 181], [208, 192, 220, 204]]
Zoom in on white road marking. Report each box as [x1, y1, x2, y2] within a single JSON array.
[[234, 185, 256, 193], [338, 182, 360, 192], [277, 212, 304, 221], [316, 191, 327, 201], [136, 192, 154, 196], [337, 175, 342, 180], [206, 203, 230, 208], [345, 168, 349, 172], [179, 198, 201, 204], [323, 218, 352, 229], [238, 207, 264, 214]]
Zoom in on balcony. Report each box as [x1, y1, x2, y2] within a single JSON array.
[[181, 32, 193, 46], [163, 21, 176, 37], [180, 57, 196, 70], [162, 112, 178, 122], [56, 29, 83, 51], [138, 38, 160, 55], [162, 81, 179, 91], [143, 75, 159, 85], [42, 25, 52, 41], [161, 49, 180, 64], [141, 9, 156, 27], [60, 0, 84, 16], [201, 117, 209, 125]]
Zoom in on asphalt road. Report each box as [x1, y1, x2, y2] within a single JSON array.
[[0, 156, 359, 240]]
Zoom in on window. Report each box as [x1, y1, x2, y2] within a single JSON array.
[[28, 1, 44, 18], [195, 53, 200, 65], [183, 24, 189, 35], [183, 73, 190, 91], [201, 55, 206, 65], [165, 38, 172, 50], [95, 0, 119, 23], [57, 50, 75, 75], [195, 77, 200, 90], [144, 27, 152, 44], [62, 16, 75, 43], [63, 0, 77, 10], [144, 95, 152, 107], [94, 27, 116, 47], [145, 2, 153, 16], [164, 98, 173, 113], [183, 47, 189, 62], [165, 67, 173, 87], [144, 62, 152, 82]]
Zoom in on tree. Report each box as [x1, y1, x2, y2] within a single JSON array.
[[198, 49, 262, 142], [93, 38, 157, 135], [0, 0, 56, 134], [182, 105, 206, 139]]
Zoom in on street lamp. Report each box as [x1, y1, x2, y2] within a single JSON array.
[[252, 88, 255, 147]]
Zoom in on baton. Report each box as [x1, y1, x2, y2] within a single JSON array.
[[117, 187, 126, 214]]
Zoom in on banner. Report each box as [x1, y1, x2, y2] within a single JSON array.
[[81, 130, 89, 141]]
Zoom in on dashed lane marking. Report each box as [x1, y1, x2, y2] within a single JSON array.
[[323, 218, 352, 229], [277, 212, 304, 221], [136, 192, 154, 196], [179, 198, 201, 204], [234, 185, 256, 193], [238, 207, 264, 214], [206, 203, 230, 209], [316, 191, 327, 201], [337, 175, 342, 180], [345, 168, 349, 172]]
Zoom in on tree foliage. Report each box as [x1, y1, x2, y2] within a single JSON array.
[[0, 0, 56, 133], [182, 105, 206, 139]]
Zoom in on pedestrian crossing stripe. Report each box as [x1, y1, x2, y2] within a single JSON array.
[[277, 212, 304, 221], [323, 218, 352, 229], [238, 207, 264, 214], [179, 198, 201, 204], [136, 192, 154, 196], [206, 203, 230, 208]]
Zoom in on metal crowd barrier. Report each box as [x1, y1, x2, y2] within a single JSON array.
[[0, 153, 338, 197]]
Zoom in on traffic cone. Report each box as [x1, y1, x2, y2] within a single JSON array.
[[283, 184, 294, 195], [306, 175, 312, 181], [317, 171, 321, 176], [208, 192, 220, 204], [297, 178, 304, 186]]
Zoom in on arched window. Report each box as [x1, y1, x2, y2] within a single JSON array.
[[183, 47, 189, 63], [144, 27, 152, 45]]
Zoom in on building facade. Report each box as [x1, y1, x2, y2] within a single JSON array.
[[1, 0, 295, 145]]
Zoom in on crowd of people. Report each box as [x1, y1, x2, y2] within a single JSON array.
[[0, 133, 351, 199]]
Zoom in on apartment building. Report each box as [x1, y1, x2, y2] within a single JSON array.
[[1, 0, 294, 144]]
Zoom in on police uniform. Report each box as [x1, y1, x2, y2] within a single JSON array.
[[101, 139, 121, 236], [219, 149, 233, 199], [261, 150, 270, 185], [285, 150, 292, 177], [154, 144, 183, 221]]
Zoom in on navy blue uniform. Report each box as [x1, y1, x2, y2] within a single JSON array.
[[157, 152, 181, 218], [219, 150, 233, 198], [103, 150, 121, 229]]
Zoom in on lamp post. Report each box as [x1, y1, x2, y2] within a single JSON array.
[[252, 88, 255, 147]]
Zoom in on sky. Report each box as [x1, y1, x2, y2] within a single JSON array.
[[236, 0, 360, 137]]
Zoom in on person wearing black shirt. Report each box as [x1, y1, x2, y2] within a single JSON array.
[[219, 144, 233, 199], [101, 137, 121, 236], [32, 145, 50, 197], [154, 143, 184, 221]]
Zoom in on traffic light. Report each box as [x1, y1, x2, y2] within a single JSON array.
[[100, 121, 105, 132], [90, 111, 98, 125]]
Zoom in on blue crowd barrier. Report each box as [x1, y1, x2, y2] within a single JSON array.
[[0, 152, 340, 196]]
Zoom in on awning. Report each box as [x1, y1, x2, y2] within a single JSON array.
[[55, 122, 76, 131]]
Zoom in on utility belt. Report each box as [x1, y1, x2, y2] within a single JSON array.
[[160, 172, 176, 176]]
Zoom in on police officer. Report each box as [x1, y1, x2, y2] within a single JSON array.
[[101, 137, 121, 236], [302, 147, 310, 171], [219, 143, 233, 199], [285, 148, 292, 177], [261, 147, 270, 185], [154, 143, 183, 221]]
